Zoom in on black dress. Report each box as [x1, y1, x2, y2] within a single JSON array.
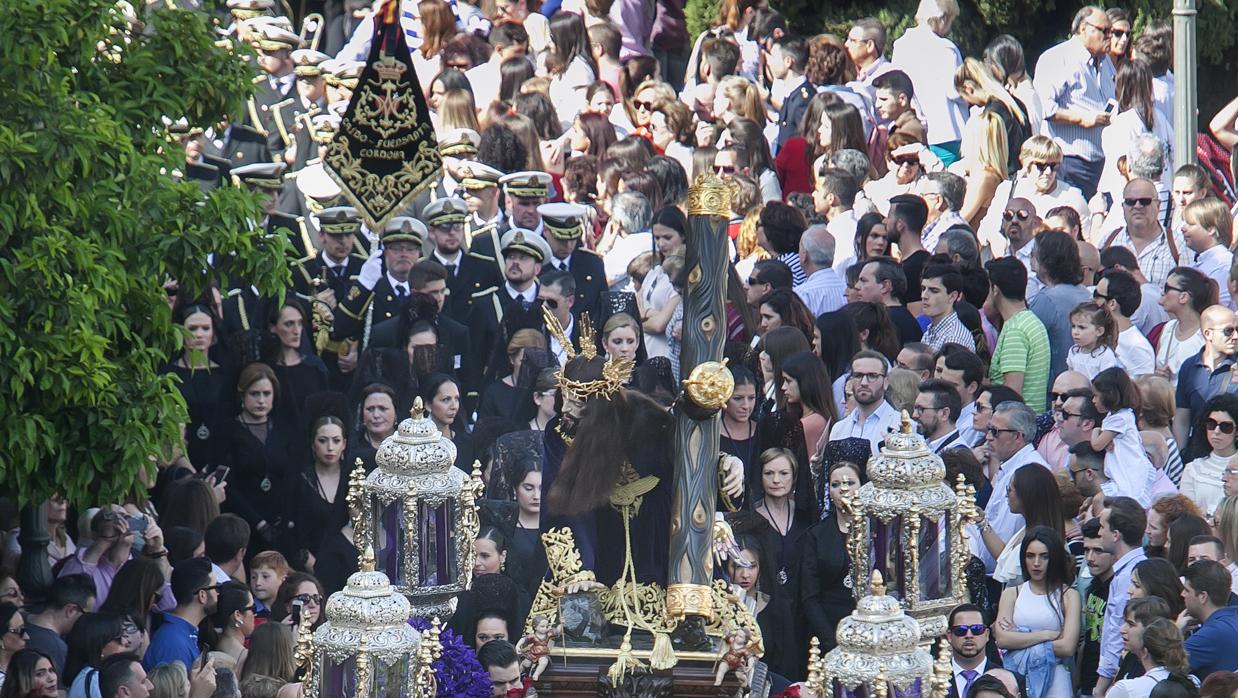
[[162, 362, 235, 469], [721, 421, 760, 507], [507, 525, 549, 602], [451, 430, 478, 474], [752, 505, 812, 593], [272, 355, 329, 437], [754, 591, 802, 682], [218, 418, 296, 535], [478, 380, 521, 422], [284, 466, 350, 570], [799, 513, 856, 651]]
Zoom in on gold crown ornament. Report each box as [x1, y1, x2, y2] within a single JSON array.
[[686, 172, 732, 217], [543, 308, 633, 400]]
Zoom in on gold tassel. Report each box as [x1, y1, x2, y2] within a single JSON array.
[[649, 632, 677, 670], [606, 630, 647, 686]]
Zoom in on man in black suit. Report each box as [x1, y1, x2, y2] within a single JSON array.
[[291, 206, 366, 392], [245, 23, 301, 147], [538, 202, 606, 322], [944, 603, 1003, 698], [458, 161, 509, 279], [333, 217, 427, 353], [368, 261, 470, 371], [424, 196, 501, 323], [467, 229, 552, 384], [232, 161, 317, 259]]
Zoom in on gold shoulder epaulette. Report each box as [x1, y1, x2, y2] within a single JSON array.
[[471, 286, 498, 299]]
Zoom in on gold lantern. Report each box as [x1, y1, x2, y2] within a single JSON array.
[[846, 412, 976, 641], [352, 398, 484, 619], [807, 571, 937, 696], [306, 547, 437, 697]]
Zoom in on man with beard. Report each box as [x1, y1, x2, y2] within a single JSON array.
[[998, 196, 1043, 301], [144, 557, 219, 670], [423, 196, 501, 322], [540, 339, 744, 586], [914, 379, 967, 453], [945, 603, 1001, 698], [828, 350, 900, 453], [468, 229, 553, 383]]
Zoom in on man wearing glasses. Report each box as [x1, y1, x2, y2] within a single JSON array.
[[1032, 6, 1116, 200], [144, 558, 219, 671], [944, 603, 1001, 698], [827, 350, 900, 454], [1100, 177, 1183, 287], [1173, 305, 1238, 451], [974, 401, 1049, 573], [1037, 379, 1094, 470]]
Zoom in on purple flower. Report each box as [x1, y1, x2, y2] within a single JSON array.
[[410, 617, 493, 697]]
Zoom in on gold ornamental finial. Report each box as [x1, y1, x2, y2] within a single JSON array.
[[873, 671, 889, 698], [931, 640, 953, 698], [360, 544, 376, 572], [900, 409, 913, 433], [412, 396, 424, 418], [870, 570, 886, 597], [686, 172, 732, 217], [806, 636, 823, 693]]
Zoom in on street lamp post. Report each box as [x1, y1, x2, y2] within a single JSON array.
[[1173, 0, 1198, 166]]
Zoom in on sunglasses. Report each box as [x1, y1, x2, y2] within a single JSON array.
[[1208, 326, 1238, 338], [1003, 209, 1031, 221], [1206, 419, 1237, 435], [1164, 283, 1185, 294], [633, 99, 655, 112], [197, 584, 220, 594], [1050, 391, 1071, 403], [892, 156, 920, 166], [951, 624, 988, 637], [1029, 161, 1058, 172], [539, 297, 559, 310], [294, 593, 323, 605], [987, 427, 1019, 437], [714, 164, 737, 175], [1123, 197, 1154, 207], [1058, 410, 1084, 420], [1112, 29, 1129, 38]]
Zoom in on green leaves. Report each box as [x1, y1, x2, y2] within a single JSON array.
[[0, 0, 285, 506]]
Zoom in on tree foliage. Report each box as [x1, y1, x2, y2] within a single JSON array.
[[683, 0, 1237, 121], [0, 0, 289, 507]]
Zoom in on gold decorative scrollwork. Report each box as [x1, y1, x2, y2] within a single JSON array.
[[686, 173, 732, 217], [666, 583, 713, 620]]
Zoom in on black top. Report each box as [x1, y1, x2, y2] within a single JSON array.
[[272, 355, 329, 440], [1079, 573, 1113, 693], [478, 379, 521, 423], [315, 529, 360, 597], [888, 304, 925, 346], [218, 418, 296, 532], [451, 430, 478, 474], [162, 363, 235, 469], [507, 525, 549, 602], [750, 504, 812, 594], [985, 97, 1032, 176], [755, 591, 802, 682], [799, 514, 856, 651], [721, 421, 760, 507], [284, 466, 350, 569]]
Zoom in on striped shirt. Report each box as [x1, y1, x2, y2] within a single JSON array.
[[1103, 226, 1185, 288], [922, 311, 975, 351], [1032, 38, 1116, 162], [778, 251, 807, 286], [990, 310, 1052, 412]]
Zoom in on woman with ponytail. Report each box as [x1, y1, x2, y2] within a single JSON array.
[[206, 581, 255, 674], [1107, 617, 1191, 698]]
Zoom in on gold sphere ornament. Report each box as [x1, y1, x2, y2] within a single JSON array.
[[682, 360, 735, 410]]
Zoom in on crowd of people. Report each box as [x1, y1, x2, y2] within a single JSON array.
[[7, 0, 1238, 694]]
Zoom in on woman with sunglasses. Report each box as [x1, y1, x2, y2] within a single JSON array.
[[865, 140, 927, 216], [993, 526, 1079, 698], [205, 582, 255, 675], [977, 136, 1089, 257], [0, 604, 26, 693], [1107, 8, 1134, 66], [270, 573, 326, 632], [1181, 394, 1238, 515], [65, 613, 133, 698]]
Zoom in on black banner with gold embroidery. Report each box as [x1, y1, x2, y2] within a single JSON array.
[[324, 0, 441, 231]]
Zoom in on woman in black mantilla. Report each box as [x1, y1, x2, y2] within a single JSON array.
[[283, 398, 352, 573], [349, 382, 398, 473], [218, 362, 295, 547], [163, 302, 235, 469], [266, 299, 328, 444], [799, 457, 867, 653]]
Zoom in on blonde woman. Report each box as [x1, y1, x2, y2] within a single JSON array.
[[714, 76, 766, 128], [436, 88, 481, 135], [734, 203, 769, 280], [977, 136, 1090, 256], [955, 57, 1029, 177], [1213, 497, 1238, 578], [951, 111, 1008, 228]]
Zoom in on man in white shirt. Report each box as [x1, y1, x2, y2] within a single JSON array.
[[602, 191, 653, 290], [794, 225, 846, 316], [813, 169, 861, 271], [936, 351, 986, 448], [846, 18, 896, 99], [1095, 270, 1156, 374], [974, 401, 1050, 572], [891, 0, 967, 165], [945, 604, 996, 698], [1182, 198, 1236, 309], [1032, 6, 1117, 200], [463, 23, 530, 110], [829, 351, 901, 453]]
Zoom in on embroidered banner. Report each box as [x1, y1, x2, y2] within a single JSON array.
[[324, 0, 441, 230]]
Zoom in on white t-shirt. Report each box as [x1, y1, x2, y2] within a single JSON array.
[[1066, 344, 1120, 380], [1154, 319, 1205, 386], [1116, 325, 1156, 376], [1100, 408, 1153, 506], [603, 231, 652, 291]]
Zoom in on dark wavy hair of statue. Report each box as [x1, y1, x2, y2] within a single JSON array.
[[547, 355, 673, 515]]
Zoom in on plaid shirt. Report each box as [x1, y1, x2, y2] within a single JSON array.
[[922, 311, 975, 351], [1102, 226, 1185, 288]]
